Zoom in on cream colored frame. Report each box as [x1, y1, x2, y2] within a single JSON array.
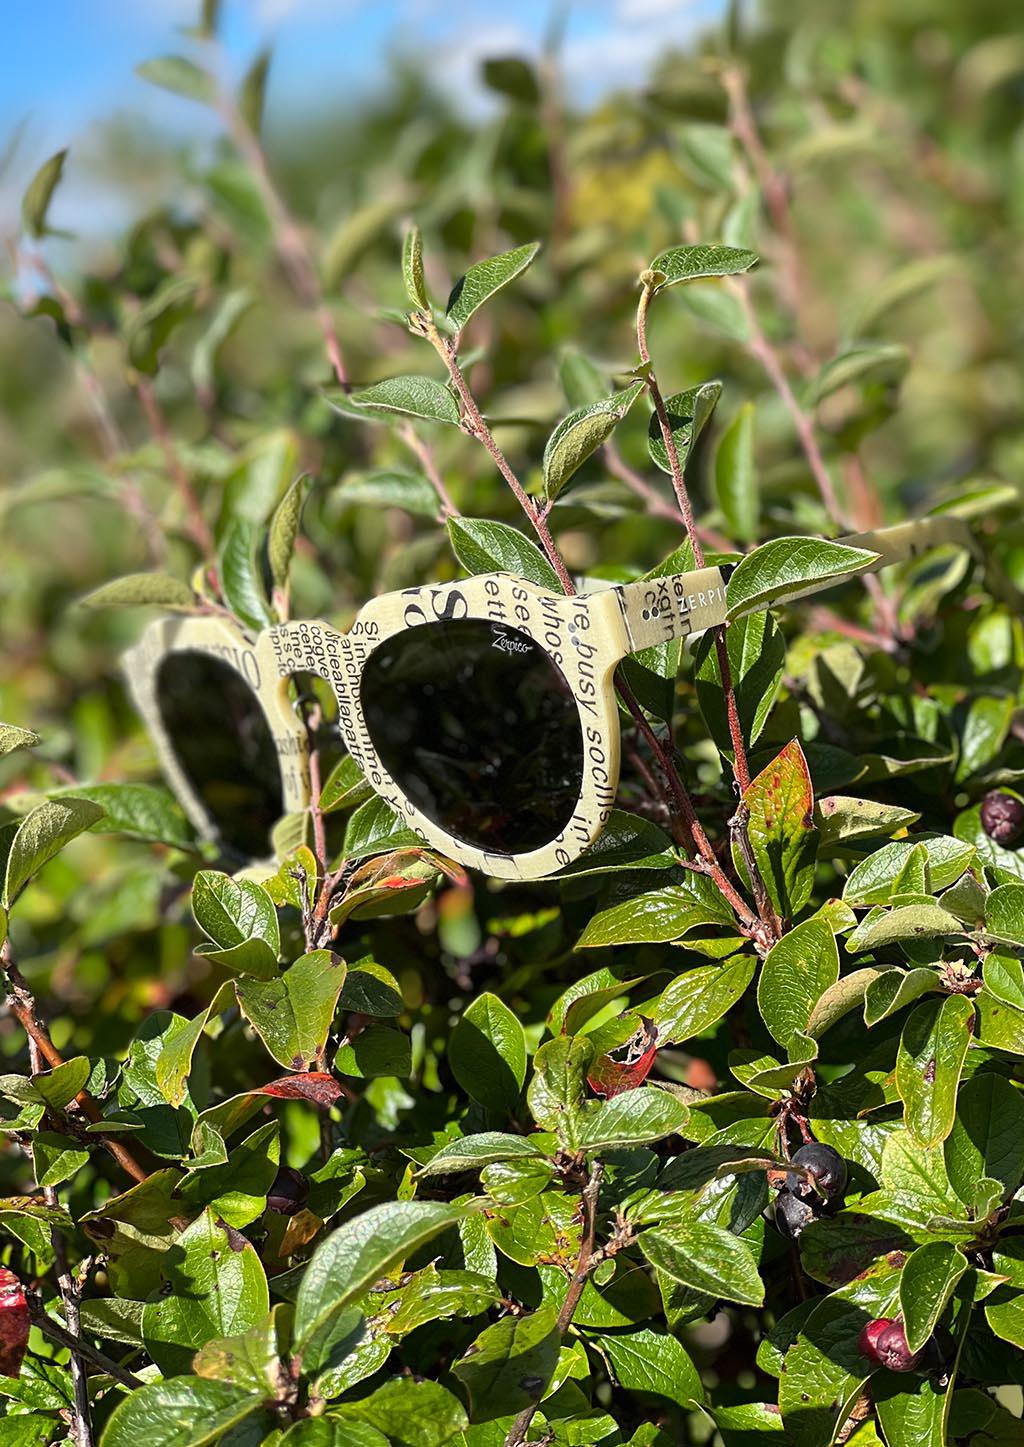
[[124, 514, 972, 881]]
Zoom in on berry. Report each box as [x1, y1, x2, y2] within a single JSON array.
[[266, 1166, 309, 1216], [789, 1142, 848, 1201], [774, 1187, 815, 1238], [858, 1317, 921, 1372], [980, 792, 1024, 847]]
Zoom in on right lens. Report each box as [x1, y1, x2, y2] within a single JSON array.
[[155, 650, 283, 855]]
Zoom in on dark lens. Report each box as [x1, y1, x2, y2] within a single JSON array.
[[155, 651, 283, 855], [359, 619, 583, 855]]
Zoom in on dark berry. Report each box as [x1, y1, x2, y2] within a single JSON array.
[[980, 792, 1024, 847], [858, 1317, 921, 1372], [266, 1166, 309, 1215], [774, 1187, 815, 1238], [790, 1143, 848, 1201]]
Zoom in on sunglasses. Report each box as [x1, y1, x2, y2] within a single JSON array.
[[124, 514, 972, 880]]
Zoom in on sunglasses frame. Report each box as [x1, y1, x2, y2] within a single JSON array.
[[124, 514, 974, 881]]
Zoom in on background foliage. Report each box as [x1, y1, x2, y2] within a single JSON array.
[[2, 1, 1024, 1444]]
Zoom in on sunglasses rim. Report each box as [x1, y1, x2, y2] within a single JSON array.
[[124, 572, 627, 879]]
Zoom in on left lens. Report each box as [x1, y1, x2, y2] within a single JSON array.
[[359, 618, 584, 855], [155, 650, 282, 855]]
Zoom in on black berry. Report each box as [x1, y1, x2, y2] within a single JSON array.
[[858, 1317, 921, 1371], [266, 1166, 309, 1215], [774, 1187, 815, 1238], [980, 792, 1024, 847], [789, 1143, 848, 1201]]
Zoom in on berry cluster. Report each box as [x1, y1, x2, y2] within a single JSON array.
[[772, 1142, 848, 1238], [858, 1318, 921, 1372]]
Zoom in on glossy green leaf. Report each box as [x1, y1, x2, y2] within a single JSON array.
[[726, 537, 879, 619], [653, 956, 756, 1045], [757, 917, 839, 1047], [338, 375, 460, 427], [714, 401, 758, 541], [543, 381, 645, 502], [235, 950, 346, 1071], [3, 797, 105, 907], [527, 1035, 590, 1149], [694, 610, 785, 759], [447, 516, 562, 591], [640, 1220, 764, 1306], [578, 1088, 689, 1149], [944, 1072, 1024, 1206], [417, 1132, 545, 1176], [647, 243, 757, 290], [450, 992, 527, 1112], [446, 241, 540, 332], [452, 1306, 560, 1420], [100, 1379, 261, 1447], [646, 381, 722, 476], [895, 995, 975, 1147], [898, 1240, 967, 1352], [595, 1326, 703, 1408]]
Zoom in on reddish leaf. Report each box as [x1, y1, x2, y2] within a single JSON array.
[[733, 738, 817, 919], [587, 1017, 659, 1098], [0, 1267, 29, 1378], [259, 1072, 344, 1106]]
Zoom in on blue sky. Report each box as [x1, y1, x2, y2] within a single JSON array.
[[3, 1, 723, 189]]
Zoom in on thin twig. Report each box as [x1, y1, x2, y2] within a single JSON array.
[[134, 375, 215, 555], [604, 440, 732, 551], [27, 1297, 145, 1392], [503, 1161, 605, 1447], [2, 940, 149, 1185]]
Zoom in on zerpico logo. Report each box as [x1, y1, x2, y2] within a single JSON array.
[[492, 629, 531, 656]]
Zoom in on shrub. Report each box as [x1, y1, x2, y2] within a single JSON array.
[[2, 4, 1024, 1446]]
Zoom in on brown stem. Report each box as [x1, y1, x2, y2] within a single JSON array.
[[134, 375, 215, 555], [2, 941, 149, 1185], [399, 422, 459, 521], [423, 319, 576, 596], [27, 1297, 145, 1392], [503, 1161, 605, 1447], [730, 801, 781, 943], [604, 441, 733, 551]]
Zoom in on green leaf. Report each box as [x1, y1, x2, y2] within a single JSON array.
[[343, 797, 421, 860], [0, 723, 40, 757], [735, 740, 817, 919], [898, 1241, 967, 1352], [268, 473, 310, 592], [647, 381, 722, 476], [984, 883, 1024, 946], [402, 224, 428, 310], [319, 757, 372, 814], [338, 469, 440, 518], [294, 1199, 464, 1349], [807, 968, 884, 1039], [864, 967, 940, 1026], [100, 1379, 261, 1447], [447, 517, 562, 591], [757, 918, 839, 1047], [555, 810, 676, 876], [577, 881, 731, 948], [809, 342, 909, 404], [847, 902, 965, 952], [579, 1088, 689, 1149], [193, 1311, 282, 1396], [816, 795, 921, 848], [944, 1073, 1024, 1206], [21, 148, 67, 239], [452, 1306, 560, 1420], [446, 241, 540, 333], [235, 951, 346, 1071], [32, 1131, 90, 1188], [32, 1057, 90, 1111], [653, 956, 756, 1045], [135, 55, 217, 104], [238, 49, 270, 135], [715, 402, 758, 542], [192, 871, 279, 977], [3, 797, 105, 907], [219, 518, 273, 631], [333, 1378, 467, 1447], [726, 537, 879, 619], [647, 243, 757, 290], [594, 1326, 703, 1408], [141, 1210, 269, 1375], [956, 695, 1015, 783], [640, 1220, 764, 1306], [843, 836, 975, 906], [337, 375, 460, 427], [81, 572, 197, 611], [417, 1132, 545, 1176], [985, 1290, 1024, 1350], [481, 56, 541, 103], [694, 610, 785, 759], [155, 1005, 211, 1108], [527, 1036, 590, 1149], [542, 381, 645, 502], [48, 782, 194, 848], [450, 993, 527, 1113], [895, 995, 975, 1147]]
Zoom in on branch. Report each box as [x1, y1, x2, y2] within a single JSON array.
[[2, 941, 149, 1186], [503, 1161, 605, 1447], [28, 1296, 145, 1393], [134, 375, 215, 556]]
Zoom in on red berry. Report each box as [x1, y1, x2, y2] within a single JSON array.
[[0, 1267, 29, 1379], [980, 792, 1024, 846], [859, 1317, 921, 1371]]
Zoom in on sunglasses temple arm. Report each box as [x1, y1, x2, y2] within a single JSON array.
[[616, 515, 977, 653]]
